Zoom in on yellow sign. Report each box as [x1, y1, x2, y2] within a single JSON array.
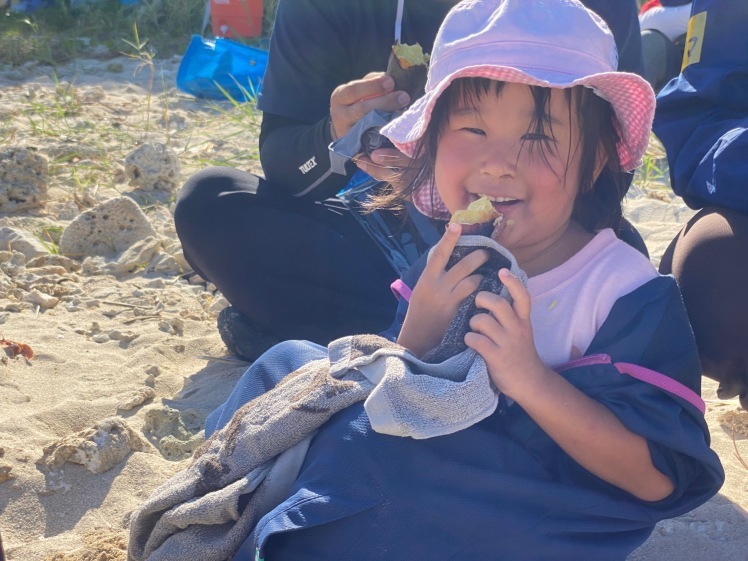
[[682, 11, 707, 71]]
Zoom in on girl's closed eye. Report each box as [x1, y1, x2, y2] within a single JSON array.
[[522, 132, 554, 142], [448, 109, 487, 134]]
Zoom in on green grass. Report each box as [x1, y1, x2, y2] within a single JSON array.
[[632, 133, 672, 199], [0, 0, 279, 67]]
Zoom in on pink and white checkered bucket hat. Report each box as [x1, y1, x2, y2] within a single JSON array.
[[381, 0, 656, 219]]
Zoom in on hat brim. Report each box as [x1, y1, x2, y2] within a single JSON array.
[[381, 65, 655, 172]]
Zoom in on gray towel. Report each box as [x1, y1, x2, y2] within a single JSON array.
[[128, 236, 525, 561]]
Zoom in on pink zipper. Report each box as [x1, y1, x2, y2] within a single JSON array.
[[555, 353, 612, 371]]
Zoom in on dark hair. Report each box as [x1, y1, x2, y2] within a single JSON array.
[[373, 78, 626, 232]]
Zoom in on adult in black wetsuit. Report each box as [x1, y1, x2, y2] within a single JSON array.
[[174, 0, 646, 361]]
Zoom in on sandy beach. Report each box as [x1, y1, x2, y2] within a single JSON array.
[[0, 54, 746, 560]]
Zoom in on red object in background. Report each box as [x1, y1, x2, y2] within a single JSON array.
[[211, 0, 264, 38], [639, 0, 662, 14]]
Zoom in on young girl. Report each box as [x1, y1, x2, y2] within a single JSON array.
[[136, 1, 723, 559]]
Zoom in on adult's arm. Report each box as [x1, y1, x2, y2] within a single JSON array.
[[256, 0, 358, 199], [258, 0, 412, 200], [653, 0, 748, 211], [259, 112, 353, 200], [582, 0, 644, 75]]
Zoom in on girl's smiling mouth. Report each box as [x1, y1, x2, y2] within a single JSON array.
[[477, 193, 520, 210]]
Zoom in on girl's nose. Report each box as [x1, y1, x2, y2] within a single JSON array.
[[480, 139, 519, 177]]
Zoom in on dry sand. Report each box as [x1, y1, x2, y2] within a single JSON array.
[[0, 55, 746, 561]]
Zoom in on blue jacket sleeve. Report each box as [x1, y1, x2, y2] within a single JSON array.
[[558, 276, 724, 515]]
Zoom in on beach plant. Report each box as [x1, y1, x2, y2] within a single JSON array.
[[632, 133, 671, 197], [35, 225, 63, 255], [185, 86, 262, 169], [121, 22, 156, 134]]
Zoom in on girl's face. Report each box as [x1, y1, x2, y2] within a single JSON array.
[[435, 82, 591, 273]]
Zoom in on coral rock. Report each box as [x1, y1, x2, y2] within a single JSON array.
[[0, 148, 49, 212], [38, 417, 155, 475], [114, 236, 161, 274], [0, 227, 49, 260], [59, 197, 157, 259], [124, 142, 181, 192], [117, 387, 156, 411]]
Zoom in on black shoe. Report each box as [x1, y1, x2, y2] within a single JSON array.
[[217, 307, 280, 362]]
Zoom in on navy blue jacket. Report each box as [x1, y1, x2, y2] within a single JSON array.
[[653, 0, 748, 211], [247, 276, 723, 561]]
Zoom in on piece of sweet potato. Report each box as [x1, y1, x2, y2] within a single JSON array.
[[386, 42, 429, 100]]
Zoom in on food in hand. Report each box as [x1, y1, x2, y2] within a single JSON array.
[[386, 42, 429, 100], [450, 197, 503, 237]]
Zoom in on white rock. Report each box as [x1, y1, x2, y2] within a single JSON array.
[[124, 142, 181, 192], [171, 249, 191, 273], [144, 278, 166, 289], [148, 252, 180, 276], [0, 227, 49, 259], [38, 417, 155, 476], [0, 148, 49, 213], [26, 254, 81, 272], [116, 387, 156, 411], [114, 236, 162, 274], [23, 289, 59, 309], [59, 197, 158, 259], [108, 330, 139, 343], [208, 295, 229, 313]]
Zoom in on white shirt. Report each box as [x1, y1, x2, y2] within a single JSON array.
[[639, 3, 692, 41], [528, 229, 659, 368]]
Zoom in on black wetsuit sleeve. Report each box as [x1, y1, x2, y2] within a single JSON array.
[[581, 0, 645, 75], [259, 112, 357, 200]]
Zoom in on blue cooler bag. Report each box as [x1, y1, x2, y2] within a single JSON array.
[[177, 35, 268, 101]]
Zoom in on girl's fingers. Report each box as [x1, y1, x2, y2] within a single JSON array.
[[499, 268, 531, 320], [474, 290, 512, 318], [469, 312, 504, 341], [445, 247, 489, 285], [464, 330, 493, 356], [453, 273, 484, 301], [426, 223, 462, 271]]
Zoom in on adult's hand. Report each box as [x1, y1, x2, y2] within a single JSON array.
[[354, 147, 419, 192], [330, 72, 418, 190], [329, 72, 410, 138]]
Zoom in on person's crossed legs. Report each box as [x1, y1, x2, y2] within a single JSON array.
[[174, 167, 399, 358]]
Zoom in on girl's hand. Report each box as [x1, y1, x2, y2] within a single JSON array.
[[465, 268, 548, 399], [397, 223, 488, 357], [467, 272, 675, 501]]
